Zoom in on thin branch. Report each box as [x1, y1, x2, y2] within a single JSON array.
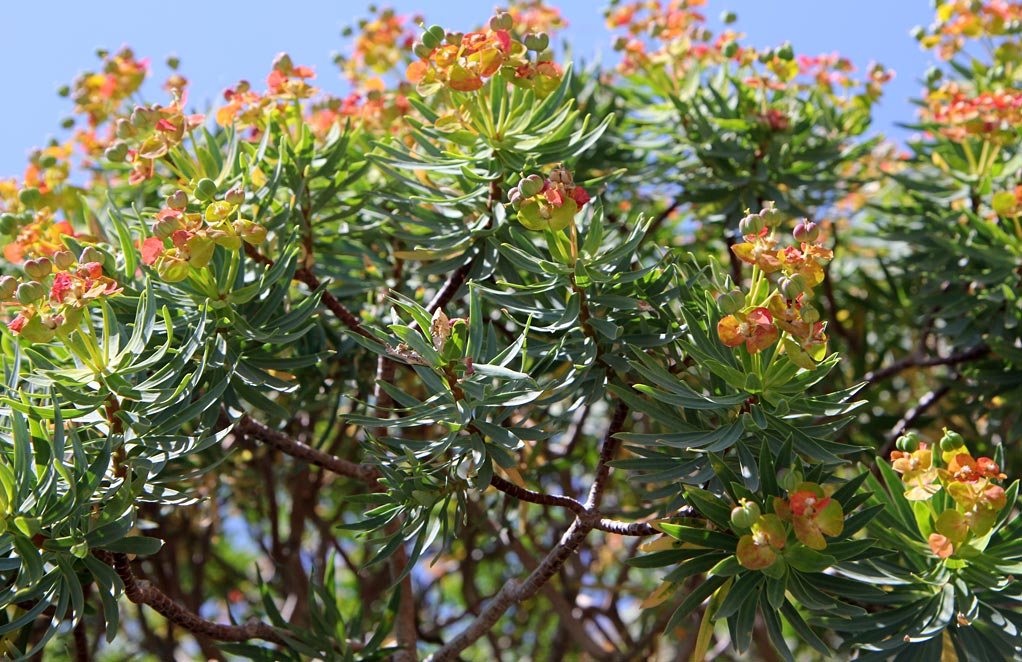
[[876, 380, 954, 463], [97, 551, 284, 645], [425, 402, 632, 661], [74, 619, 89, 662], [237, 415, 380, 486], [488, 474, 586, 516], [863, 345, 989, 386], [586, 402, 629, 510]]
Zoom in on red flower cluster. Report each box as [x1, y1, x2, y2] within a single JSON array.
[[508, 167, 590, 232], [2, 249, 121, 344], [407, 16, 562, 97], [716, 207, 832, 366], [924, 83, 1022, 143]]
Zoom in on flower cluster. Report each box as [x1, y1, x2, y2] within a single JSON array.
[[716, 206, 832, 368], [216, 54, 317, 131], [505, 0, 568, 35], [140, 182, 265, 283], [606, 2, 893, 107], [890, 429, 1009, 559], [508, 167, 590, 232], [1, 176, 76, 264], [1, 248, 121, 344], [337, 7, 417, 81], [922, 82, 1022, 144], [733, 479, 845, 571], [67, 47, 149, 127], [406, 15, 562, 96], [916, 1, 1022, 61], [106, 95, 206, 185], [307, 81, 414, 137]]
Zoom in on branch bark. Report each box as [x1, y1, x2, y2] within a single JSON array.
[[424, 402, 630, 661], [96, 551, 284, 645]]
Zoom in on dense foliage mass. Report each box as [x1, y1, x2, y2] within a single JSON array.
[[1, 1, 1021, 660]]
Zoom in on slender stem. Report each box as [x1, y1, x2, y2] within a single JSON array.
[[96, 551, 284, 645]]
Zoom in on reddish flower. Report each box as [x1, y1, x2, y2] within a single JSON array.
[[717, 307, 779, 354], [141, 237, 164, 266]]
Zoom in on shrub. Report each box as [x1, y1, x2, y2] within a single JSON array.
[[0, 2, 1019, 660]]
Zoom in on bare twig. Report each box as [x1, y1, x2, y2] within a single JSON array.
[[237, 415, 380, 485], [863, 345, 989, 386], [97, 551, 284, 645], [425, 402, 631, 661]]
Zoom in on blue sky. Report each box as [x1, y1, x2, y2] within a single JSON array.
[[1, 1, 934, 178]]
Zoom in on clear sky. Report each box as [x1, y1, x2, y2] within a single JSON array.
[[1, 1, 934, 178]]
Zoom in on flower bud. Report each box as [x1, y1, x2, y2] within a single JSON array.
[[519, 174, 545, 197], [38, 154, 58, 169], [272, 52, 294, 75], [738, 211, 765, 236], [225, 187, 245, 205], [16, 281, 47, 305], [489, 13, 513, 31], [194, 178, 217, 202], [18, 188, 41, 209], [722, 41, 739, 58], [800, 303, 820, 324], [167, 190, 188, 210], [0, 213, 18, 234], [778, 468, 802, 491], [716, 289, 746, 314], [104, 143, 129, 163], [414, 43, 433, 59], [759, 205, 784, 228], [730, 499, 761, 529], [152, 218, 179, 240], [721, 10, 738, 24], [79, 246, 105, 266], [776, 42, 794, 61], [778, 274, 806, 300], [940, 429, 965, 452], [793, 220, 820, 243], [421, 32, 441, 50], [524, 32, 550, 52], [446, 31, 464, 45], [0, 276, 17, 300], [53, 250, 76, 270], [895, 432, 920, 453], [24, 258, 52, 280]]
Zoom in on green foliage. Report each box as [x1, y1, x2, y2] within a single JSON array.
[[0, 2, 1019, 661]]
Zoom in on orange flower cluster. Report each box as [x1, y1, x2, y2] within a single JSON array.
[[506, 0, 568, 35], [923, 83, 1022, 143], [216, 54, 318, 132], [1, 248, 121, 344], [716, 207, 832, 367], [307, 84, 414, 137], [109, 98, 206, 185], [734, 480, 844, 571], [406, 17, 562, 96], [68, 47, 149, 127], [340, 7, 417, 81], [508, 167, 590, 232], [917, 1, 1022, 60], [141, 185, 265, 283], [890, 430, 1009, 559]]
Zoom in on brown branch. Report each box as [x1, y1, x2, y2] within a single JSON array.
[[488, 474, 586, 516], [425, 402, 632, 661], [586, 402, 629, 510], [74, 619, 89, 662], [242, 244, 377, 341], [97, 551, 284, 645], [237, 415, 380, 486], [875, 380, 955, 464], [863, 345, 989, 386]]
